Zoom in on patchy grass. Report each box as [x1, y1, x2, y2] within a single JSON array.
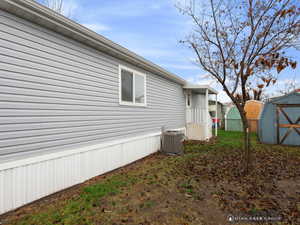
[[8, 175, 138, 225], [1, 130, 299, 225]]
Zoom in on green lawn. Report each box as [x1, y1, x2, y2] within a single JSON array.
[[1, 131, 299, 225]]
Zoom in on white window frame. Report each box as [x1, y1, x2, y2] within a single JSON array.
[[119, 65, 147, 107]]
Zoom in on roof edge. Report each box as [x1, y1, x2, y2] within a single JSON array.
[[268, 90, 300, 102], [183, 84, 218, 95], [245, 100, 264, 104], [0, 0, 186, 85]]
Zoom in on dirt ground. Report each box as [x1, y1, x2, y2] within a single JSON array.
[[0, 131, 299, 225]]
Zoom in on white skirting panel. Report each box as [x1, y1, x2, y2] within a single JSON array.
[[0, 132, 163, 215]]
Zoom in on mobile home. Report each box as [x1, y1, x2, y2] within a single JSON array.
[[0, 0, 217, 214]]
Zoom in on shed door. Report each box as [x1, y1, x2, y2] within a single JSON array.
[[276, 104, 300, 145]]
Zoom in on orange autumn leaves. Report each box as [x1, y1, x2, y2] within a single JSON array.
[[254, 53, 297, 74]]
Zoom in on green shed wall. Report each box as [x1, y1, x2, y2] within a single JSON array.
[[226, 107, 243, 131]]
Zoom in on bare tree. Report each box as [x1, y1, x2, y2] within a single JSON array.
[[178, 0, 300, 174], [295, 40, 300, 50], [42, 0, 63, 13], [278, 77, 299, 95], [38, 0, 74, 18]]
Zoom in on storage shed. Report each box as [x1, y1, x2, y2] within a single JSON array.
[[259, 90, 300, 146], [225, 106, 243, 131], [244, 100, 263, 132]]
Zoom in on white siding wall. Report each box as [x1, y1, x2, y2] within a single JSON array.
[[186, 93, 212, 140], [0, 10, 185, 159], [186, 108, 208, 124], [191, 94, 206, 108], [0, 10, 186, 214], [0, 133, 161, 214]]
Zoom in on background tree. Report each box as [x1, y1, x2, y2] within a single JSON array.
[[278, 77, 299, 95], [42, 0, 63, 13], [295, 40, 300, 50], [37, 0, 74, 18], [178, 0, 300, 174]]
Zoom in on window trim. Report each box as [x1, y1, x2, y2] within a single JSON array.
[[119, 65, 147, 107]]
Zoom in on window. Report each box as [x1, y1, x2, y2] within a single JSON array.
[[135, 74, 145, 104], [119, 66, 146, 106], [121, 69, 133, 102]]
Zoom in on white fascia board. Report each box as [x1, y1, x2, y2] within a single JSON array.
[[183, 84, 218, 95]]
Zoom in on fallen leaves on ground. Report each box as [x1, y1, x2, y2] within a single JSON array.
[[182, 143, 300, 224]]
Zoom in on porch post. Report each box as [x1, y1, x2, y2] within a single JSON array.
[[215, 94, 218, 136], [205, 88, 209, 138]]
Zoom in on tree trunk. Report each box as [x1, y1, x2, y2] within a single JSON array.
[[240, 112, 251, 175], [235, 104, 251, 175]]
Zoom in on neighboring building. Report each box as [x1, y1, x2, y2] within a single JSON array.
[[225, 100, 264, 133], [0, 0, 217, 214], [244, 100, 264, 133], [224, 102, 235, 112], [209, 100, 225, 128], [259, 90, 300, 146], [225, 106, 243, 132]]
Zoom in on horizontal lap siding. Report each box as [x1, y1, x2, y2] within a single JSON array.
[[0, 10, 185, 158]]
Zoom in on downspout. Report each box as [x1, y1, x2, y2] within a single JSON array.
[[225, 112, 227, 131], [205, 89, 209, 138], [215, 94, 218, 136]]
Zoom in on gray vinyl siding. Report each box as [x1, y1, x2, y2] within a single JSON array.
[[0, 10, 185, 159]]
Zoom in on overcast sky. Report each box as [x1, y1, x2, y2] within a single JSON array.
[[39, 0, 300, 102]]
